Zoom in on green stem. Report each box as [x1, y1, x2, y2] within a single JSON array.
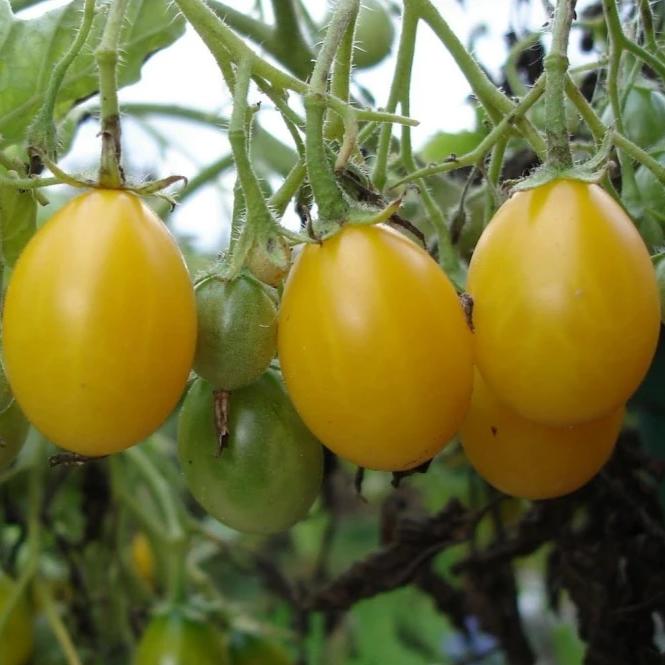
[[304, 0, 358, 227], [325, 4, 357, 141], [373, 0, 419, 189], [95, 0, 129, 187], [564, 76, 659, 197], [269, 0, 315, 80], [229, 60, 275, 234], [638, 0, 657, 52], [27, 0, 96, 159], [0, 174, 61, 189], [484, 137, 507, 222], [602, 0, 637, 192], [207, 0, 272, 44], [505, 33, 540, 98], [269, 159, 307, 216], [392, 76, 545, 187], [416, 0, 546, 159], [175, 0, 306, 93], [35, 582, 83, 665], [543, 0, 574, 170]]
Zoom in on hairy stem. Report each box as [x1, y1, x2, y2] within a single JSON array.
[[543, 0, 574, 170], [95, 0, 129, 187]]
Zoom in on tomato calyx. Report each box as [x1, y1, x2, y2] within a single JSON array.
[[511, 128, 613, 192], [30, 149, 187, 208]]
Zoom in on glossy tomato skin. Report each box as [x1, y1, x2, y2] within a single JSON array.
[[460, 372, 623, 499], [178, 371, 323, 534], [194, 275, 277, 390], [278, 224, 474, 471], [134, 608, 230, 665], [0, 571, 33, 665], [2, 190, 197, 456], [468, 179, 660, 426]]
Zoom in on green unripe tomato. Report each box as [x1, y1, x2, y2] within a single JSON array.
[[133, 608, 230, 665], [353, 0, 394, 69], [193, 275, 277, 391], [0, 571, 33, 665], [230, 632, 293, 665], [178, 371, 323, 534]]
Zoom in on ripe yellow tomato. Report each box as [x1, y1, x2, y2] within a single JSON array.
[[278, 224, 474, 471], [468, 179, 660, 426], [3, 190, 197, 456], [460, 372, 623, 499]]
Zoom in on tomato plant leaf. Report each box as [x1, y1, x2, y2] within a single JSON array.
[[0, 184, 36, 267], [0, 0, 185, 147]]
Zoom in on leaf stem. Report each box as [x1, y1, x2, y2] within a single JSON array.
[[304, 0, 358, 227], [95, 0, 129, 187], [28, 0, 96, 160], [391, 77, 545, 187], [35, 582, 83, 665], [416, 0, 546, 159]]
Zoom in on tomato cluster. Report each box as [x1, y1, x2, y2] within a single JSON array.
[[0, 176, 659, 537], [462, 179, 660, 498]]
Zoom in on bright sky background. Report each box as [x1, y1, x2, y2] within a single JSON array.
[[21, 0, 597, 250]]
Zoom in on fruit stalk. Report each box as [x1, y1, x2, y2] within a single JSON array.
[[96, 0, 130, 188], [543, 0, 575, 170]]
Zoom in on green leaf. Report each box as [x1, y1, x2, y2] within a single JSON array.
[[420, 130, 486, 163], [0, 183, 36, 267], [0, 0, 185, 146]]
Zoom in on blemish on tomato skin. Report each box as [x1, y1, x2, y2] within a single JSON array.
[[490, 426, 498, 437]]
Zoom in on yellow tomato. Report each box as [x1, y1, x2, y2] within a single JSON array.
[[278, 224, 474, 471], [2, 190, 197, 456], [460, 371, 623, 499], [468, 179, 660, 426]]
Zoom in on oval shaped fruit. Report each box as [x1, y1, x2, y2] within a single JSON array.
[[0, 571, 33, 665], [468, 179, 660, 426], [178, 372, 323, 534], [353, 0, 394, 69], [194, 275, 277, 390], [2, 190, 197, 456], [278, 224, 474, 471], [460, 372, 623, 499], [229, 633, 292, 665], [134, 608, 230, 665]]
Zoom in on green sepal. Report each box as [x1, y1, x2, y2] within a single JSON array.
[[512, 129, 614, 192]]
